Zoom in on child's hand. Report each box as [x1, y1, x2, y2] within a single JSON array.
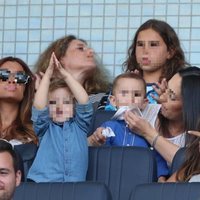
[[45, 52, 56, 78], [88, 127, 106, 146], [52, 53, 71, 79], [151, 78, 168, 103]]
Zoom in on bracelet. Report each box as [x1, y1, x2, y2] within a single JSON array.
[[151, 134, 160, 148]]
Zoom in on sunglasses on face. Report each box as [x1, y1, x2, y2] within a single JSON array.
[[0, 69, 30, 84]]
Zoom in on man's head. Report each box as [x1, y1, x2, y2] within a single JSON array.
[[109, 72, 148, 110], [0, 139, 21, 200]]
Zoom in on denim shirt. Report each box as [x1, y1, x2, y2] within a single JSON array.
[[102, 120, 169, 178], [27, 102, 93, 182]]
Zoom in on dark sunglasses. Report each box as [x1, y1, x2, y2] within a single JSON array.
[[0, 69, 30, 84]]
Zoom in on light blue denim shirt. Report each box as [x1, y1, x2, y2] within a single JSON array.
[[27, 102, 93, 182]]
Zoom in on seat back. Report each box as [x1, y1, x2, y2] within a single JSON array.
[[88, 110, 116, 135], [15, 151, 25, 182], [170, 147, 186, 175], [86, 146, 157, 200], [130, 182, 200, 200], [14, 143, 38, 181], [14, 182, 112, 200]]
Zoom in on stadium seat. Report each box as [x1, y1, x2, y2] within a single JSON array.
[[88, 110, 116, 135], [130, 182, 200, 200], [170, 147, 186, 175], [14, 143, 38, 181], [14, 182, 112, 200], [86, 146, 157, 200]]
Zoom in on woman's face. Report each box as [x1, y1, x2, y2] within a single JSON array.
[[60, 39, 96, 74], [160, 73, 183, 121], [135, 28, 171, 74], [0, 61, 26, 103]]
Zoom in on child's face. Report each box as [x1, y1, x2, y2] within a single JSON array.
[[48, 87, 74, 123], [110, 78, 147, 110], [135, 28, 171, 75]]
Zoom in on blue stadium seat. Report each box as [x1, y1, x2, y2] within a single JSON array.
[[88, 110, 116, 135], [14, 143, 38, 181], [170, 147, 186, 175], [130, 182, 200, 200], [14, 182, 112, 200], [86, 146, 157, 200]]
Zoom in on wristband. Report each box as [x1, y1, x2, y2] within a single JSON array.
[[151, 134, 160, 148]]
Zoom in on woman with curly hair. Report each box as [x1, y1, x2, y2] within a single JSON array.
[[34, 35, 110, 106]]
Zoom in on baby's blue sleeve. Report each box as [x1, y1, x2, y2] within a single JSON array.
[[153, 150, 169, 178]]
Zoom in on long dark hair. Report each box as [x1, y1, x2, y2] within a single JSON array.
[[176, 122, 200, 182], [123, 19, 187, 82], [158, 67, 200, 138], [174, 67, 200, 181], [0, 56, 37, 144]]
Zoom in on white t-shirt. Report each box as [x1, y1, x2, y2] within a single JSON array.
[[166, 132, 186, 147], [189, 174, 200, 182], [166, 133, 186, 167]]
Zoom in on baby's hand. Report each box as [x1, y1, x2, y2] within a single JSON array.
[[102, 127, 115, 138], [88, 127, 106, 146]]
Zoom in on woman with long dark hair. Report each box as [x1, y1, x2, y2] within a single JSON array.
[[0, 56, 37, 144]]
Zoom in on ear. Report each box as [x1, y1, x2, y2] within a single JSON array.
[[109, 95, 117, 107], [15, 170, 22, 187], [166, 48, 175, 59]]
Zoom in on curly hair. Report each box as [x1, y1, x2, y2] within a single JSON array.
[[34, 35, 110, 94]]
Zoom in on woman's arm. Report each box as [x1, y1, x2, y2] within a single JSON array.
[[124, 111, 179, 164], [166, 172, 177, 182]]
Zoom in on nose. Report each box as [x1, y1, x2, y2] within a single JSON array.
[[160, 92, 168, 104], [143, 43, 149, 54], [8, 74, 16, 84], [87, 48, 94, 56], [127, 94, 134, 104]]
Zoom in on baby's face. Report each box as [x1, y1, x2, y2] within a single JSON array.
[[111, 78, 147, 110], [49, 87, 74, 123]]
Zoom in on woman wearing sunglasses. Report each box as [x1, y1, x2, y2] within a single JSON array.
[[0, 57, 37, 145]]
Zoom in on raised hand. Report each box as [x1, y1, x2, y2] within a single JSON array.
[[45, 52, 56, 78], [151, 78, 168, 103]]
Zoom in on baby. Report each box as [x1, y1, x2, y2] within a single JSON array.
[[95, 72, 168, 181]]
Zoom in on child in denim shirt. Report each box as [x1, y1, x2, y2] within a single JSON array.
[[28, 52, 93, 182]]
